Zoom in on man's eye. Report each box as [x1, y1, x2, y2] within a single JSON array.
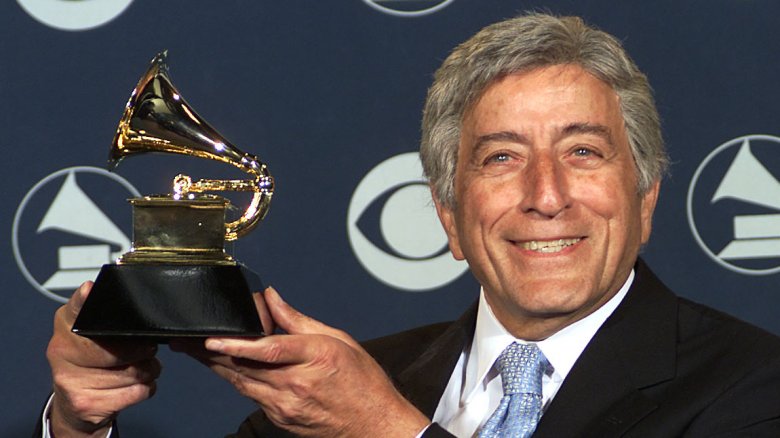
[[573, 147, 593, 157], [572, 146, 606, 159], [487, 153, 510, 163]]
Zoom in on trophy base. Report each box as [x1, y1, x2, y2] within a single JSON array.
[[71, 263, 266, 341]]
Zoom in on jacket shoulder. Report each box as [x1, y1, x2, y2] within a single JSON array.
[[677, 296, 780, 357]]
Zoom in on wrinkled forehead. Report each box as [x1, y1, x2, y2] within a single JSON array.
[[462, 66, 625, 136], [464, 62, 620, 112]]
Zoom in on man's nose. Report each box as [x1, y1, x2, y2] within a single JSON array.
[[519, 155, 571, 218]]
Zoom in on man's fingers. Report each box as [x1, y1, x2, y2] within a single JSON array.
[[201, 287, 363, 366], [48, 304, 158, 369], [204, 357, 314, 420], [46, 284, 164, 435], [253, 291, 275, 335], [50, 334, 158, 369], [51, 359, 161, 431], [206, 360, 280, 403], [263, 287, 359, 347], [172, 339, 266, 371], [97, 340, 159, 364], [205, 334, 336, 365], [65, 281, 93, 321], [103, 357, 163, 387], [204, 335, 301, 364], [57, 357, 162, 391], [263, 287, 319, 335], [172, 339, 226, 368], [54, 380, 158, 423]]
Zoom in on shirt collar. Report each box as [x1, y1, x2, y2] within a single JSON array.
[[462, 269, 635, 403]]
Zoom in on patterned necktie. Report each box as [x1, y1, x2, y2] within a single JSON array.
[[478, 342, 547, 438]]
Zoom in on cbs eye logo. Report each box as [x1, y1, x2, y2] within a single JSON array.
[[347, 152, 468, 291]]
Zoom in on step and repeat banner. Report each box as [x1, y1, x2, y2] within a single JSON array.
[[2, 0, 778, 436]]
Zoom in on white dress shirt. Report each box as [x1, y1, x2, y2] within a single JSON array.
[[41, 393, 114, 438], [431, 270, 634, 437]]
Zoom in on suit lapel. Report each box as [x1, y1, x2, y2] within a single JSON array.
[[534, 260, 678, 438], [396, 302, 477, 418], [392, 260, 679, 436]]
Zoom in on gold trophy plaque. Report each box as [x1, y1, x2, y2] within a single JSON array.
[[72, 52, 274, 339]]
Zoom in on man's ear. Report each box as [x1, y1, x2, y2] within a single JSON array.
[[639, 179, 660, 245], [432, 191, 465, 261]]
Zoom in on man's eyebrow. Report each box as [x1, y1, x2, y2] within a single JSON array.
[[560, 122, 614, 144], [472, 131, 530, 153], [469, 124, 614, 157]]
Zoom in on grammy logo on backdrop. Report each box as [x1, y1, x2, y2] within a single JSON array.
[[711, 140, 780, 260], [72, 52, 275, 339], [688, 135, 780, 275], [39, 172, 131, 291]]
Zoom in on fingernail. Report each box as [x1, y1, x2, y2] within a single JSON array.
[[267, 286, 284, 302], [77, 281, 92, 296], [205, 339, 224, 351]]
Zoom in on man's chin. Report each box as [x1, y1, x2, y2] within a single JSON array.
[[505, 289, 600, 321]]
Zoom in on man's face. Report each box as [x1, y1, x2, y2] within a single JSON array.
[[435, 65, 659, 339]]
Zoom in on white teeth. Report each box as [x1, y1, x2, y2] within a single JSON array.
[[521, 238, 580, 253]]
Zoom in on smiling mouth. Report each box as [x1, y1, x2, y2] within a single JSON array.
[[520, 238, 582, 253]]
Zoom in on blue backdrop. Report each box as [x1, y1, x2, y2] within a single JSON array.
[[3, 1, 779, 436]]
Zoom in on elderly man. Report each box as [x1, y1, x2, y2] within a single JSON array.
[[40, 13, 780, 438]]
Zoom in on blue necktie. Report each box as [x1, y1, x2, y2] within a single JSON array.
[[478, 342, 547, 438]]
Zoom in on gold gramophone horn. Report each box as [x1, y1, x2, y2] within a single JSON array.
[[111, 51, 274, 241], [71, 52, 274, 339]]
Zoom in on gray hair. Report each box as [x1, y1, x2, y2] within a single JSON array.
[[420, 13, 669, 208]]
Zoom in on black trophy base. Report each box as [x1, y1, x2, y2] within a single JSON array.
[[72, 263, 265, 341]]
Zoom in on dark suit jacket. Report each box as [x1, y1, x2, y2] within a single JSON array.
[[229, 260, 780, 437]]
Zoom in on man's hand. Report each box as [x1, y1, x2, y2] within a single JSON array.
[[46, 281, 161, 438], [183, 288, 430, 438]]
